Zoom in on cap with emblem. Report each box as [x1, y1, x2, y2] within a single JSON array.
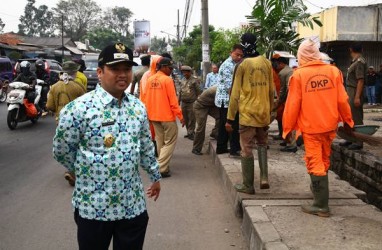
[[181, 65, 192, 71], [98, 43, 138, 67], [157, 57, 174, 68]]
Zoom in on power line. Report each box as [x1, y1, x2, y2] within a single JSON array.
[[304, 0, 324, 10]]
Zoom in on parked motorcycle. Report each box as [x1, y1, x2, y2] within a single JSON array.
[[6, 81, 41, 130], [0, 79, 9, 103]]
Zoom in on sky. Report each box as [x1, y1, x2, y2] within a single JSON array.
[[1, 0, 381, 39]]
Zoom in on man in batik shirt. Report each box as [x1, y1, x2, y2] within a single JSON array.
[[53, 43, 161, 250]]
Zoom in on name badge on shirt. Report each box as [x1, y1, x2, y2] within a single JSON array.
[[102, 120, 115, 126]]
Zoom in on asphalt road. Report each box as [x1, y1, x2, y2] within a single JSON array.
[[0, 102, 246, 250]]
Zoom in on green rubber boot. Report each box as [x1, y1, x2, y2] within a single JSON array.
[[258, 145, 270, 189], [302, 175, 330, 217], [235, 156, 255, 194]]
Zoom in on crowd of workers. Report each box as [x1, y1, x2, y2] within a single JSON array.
[[37, 28, 372, 248]]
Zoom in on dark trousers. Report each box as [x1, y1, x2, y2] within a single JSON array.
[[74, 209, 149, 250], [217, 105, 240, 154]]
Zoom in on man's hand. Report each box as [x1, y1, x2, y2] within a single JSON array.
[[354, 97, 361, 107], [147, 181, 161, 201], [225, 122, 233, 133], [180, 119, 185, 127], [343, 123, 354, 135]]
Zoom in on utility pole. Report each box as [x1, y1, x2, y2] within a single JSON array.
[[177, 9, 180, 46], [201, 0, 210, 84], [61, 14, 64, 63]]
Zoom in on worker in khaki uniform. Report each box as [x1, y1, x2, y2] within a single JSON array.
[[144, 57, 185, 178], [179, 65, 202, 140], [226, 33, 274, 194], [46, 61, 86, 186], [340, 43, 367, 150], [273, 57, 296, 152], [283, 39, 354, 217], [192, 85, 219, 155]]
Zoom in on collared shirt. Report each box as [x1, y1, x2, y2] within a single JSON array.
[[179, 75, 202, 103], [53, 87, 161, 221], [204, 72, 219, 89], [214, 56, 236, 108], [347, 55, 367, 88]]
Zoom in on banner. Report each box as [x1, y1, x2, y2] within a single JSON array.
[[134, 20, 150, 54]]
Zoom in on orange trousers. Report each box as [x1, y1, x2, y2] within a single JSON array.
[[302, 131, 336, 176]]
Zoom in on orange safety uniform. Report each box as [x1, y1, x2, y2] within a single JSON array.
[[283, 60, 354, 176], [140, 55, 161, 139], [143, 70, 183, 122]]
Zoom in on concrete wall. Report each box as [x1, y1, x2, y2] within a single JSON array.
[[337, 6, 382, 41], [331, 143, 382, 209], [298, 4, 382, 42]]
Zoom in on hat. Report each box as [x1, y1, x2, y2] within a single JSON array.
[[181, 65, 192, 71], [98, 43, 138, 67], [62, 61, 80, 72], [369, 66, 374, 69], [157, 57, 174, 68]]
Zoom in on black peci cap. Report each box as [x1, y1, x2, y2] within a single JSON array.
[[157, 57, 175, 68], [98, 43, 138, 67]]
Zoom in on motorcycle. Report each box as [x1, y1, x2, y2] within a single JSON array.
[[36, 79, 49, 112], [0, 79, 9, 103], [6, 81, 42, 130]]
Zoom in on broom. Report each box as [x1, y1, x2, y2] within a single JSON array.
[[337, 126, 382, 146]]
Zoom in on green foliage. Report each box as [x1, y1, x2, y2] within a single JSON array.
[[246, 0, 322, 58], [53, 0, 101, 41], [150, 36, 168, 55], [83, 27, 132, 50], [173, 25, 242, 69], [211, 28, 242, 64], [18, 0, 55, 37], [103, 7, 133, 37]]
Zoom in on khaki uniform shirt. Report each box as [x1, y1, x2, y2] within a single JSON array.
[[179, 76, 202, 103], [347, 56, 367, 88], [196, 85, 217, 107], [46, 80, 86, 118]]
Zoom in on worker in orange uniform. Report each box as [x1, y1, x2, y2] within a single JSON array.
[[143, 57, 184, 178], [282, 39, 354, 217]]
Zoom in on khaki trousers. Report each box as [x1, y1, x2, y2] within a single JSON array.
[[152, 121, 178, 173], [239, 125, 267, 158], [192, 102, 220, 152], [181, 101, 196, 135]]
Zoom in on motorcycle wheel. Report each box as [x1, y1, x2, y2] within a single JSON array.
[[31, 116, 39, 124], [7, 109, 18, 130], [0, 91, 6, 103]]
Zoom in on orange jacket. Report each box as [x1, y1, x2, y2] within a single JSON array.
[[143, 70, 183, 122], [140, 55, 161, 101], [282, 60, 354, 136]]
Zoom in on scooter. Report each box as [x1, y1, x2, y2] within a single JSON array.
[[36, 79, 49, 112], [6, 81, 41, 130]]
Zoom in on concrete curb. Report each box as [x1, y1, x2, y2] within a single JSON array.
[[208, 140, 380, 250]]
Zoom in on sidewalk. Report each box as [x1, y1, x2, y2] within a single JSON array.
[[207, 121, 382, 250]]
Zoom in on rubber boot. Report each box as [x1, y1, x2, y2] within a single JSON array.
[[235, 157, 255, 194], [302, 175, 330, 217], [258, 145, 270, 189]]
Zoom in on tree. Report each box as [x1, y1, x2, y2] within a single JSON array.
[[18, 0, 55, 37], [246, 0, 322, 57], [53, 0, 101, 41], [103, 7, 133, 37], [211, 29, 242, 65], [0, 18, 5, 34], [83, 27, 132, 50], [173, 25, 219, 70], [150, 36, 168, 55]]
